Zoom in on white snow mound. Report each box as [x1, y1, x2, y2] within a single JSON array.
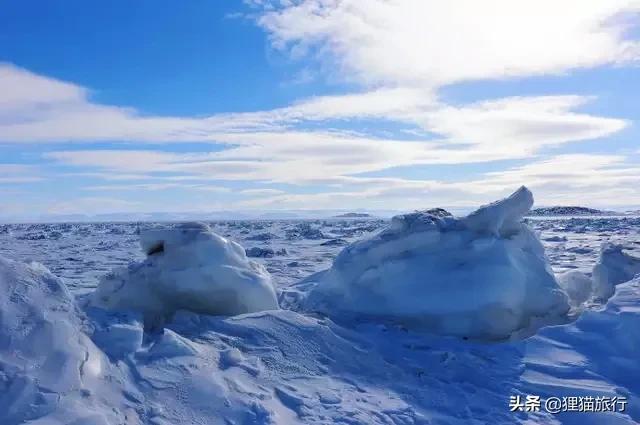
[[91, 222, 279, 326], [0, 256, 118, 424], [556, 243, 640, 306], [592, 243, 640, 301], [305, 187, 570, 339], [556, 270, 593, 307]]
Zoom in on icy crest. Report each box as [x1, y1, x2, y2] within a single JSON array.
[[462, 186, 533, 236], [305, 187, 570, 339], [90, 222, 278, 327]]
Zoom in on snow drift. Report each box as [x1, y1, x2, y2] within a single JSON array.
[[0, 256, 123, 424], [3, 211, 640, 423], [592, 243, 640, 301], [558, 242, 640, 306], [90, 222, 278, 327], [522, 275, 640, 422], [305, 187, 570, 339]]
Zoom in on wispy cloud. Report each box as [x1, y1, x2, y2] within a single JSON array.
[[84, 183, 232, 192], [2, 61, 625, 196], [46, 196, 143, 215], [0, 164, 44, 183], [0, 63, 626, 151], [231, 154, 640, 209]]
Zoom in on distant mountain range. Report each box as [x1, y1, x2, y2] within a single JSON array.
[[527, 206, 621, 216]]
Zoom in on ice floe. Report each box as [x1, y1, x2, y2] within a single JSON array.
[[90, 222, 279, 327], [305, 187, 570, 339]]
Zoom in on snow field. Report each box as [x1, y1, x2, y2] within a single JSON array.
[[1, 187, 640, 424]]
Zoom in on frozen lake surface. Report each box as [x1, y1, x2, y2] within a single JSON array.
[[0, 219, 387, 295], [2, 217, 639, 295], [1, 213, 640, 424]]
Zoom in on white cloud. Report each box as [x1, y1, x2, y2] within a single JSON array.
[[0, 63, 85, 113], [239, 188, 286, 196], [46, 145, 640, 208], [231, 154, 640, 209], [0, 176, 43, 183], [84, 183, 232, 192], [0, 65, 629, 203], [47, 150, 180, 171], [0, 62, 427, 143], [418, 96, 628, 153], [257, 0, 640, 87], [2, 0, 640, 218], [42, 140, 510, 185], [285, 87, 435, 120], [43, 101, 627, 185], [476, 154, 640, 190], [0, 64, 221, 143], [46, 197, 143, 215], [0, 64, 626, 157], [0, 164, 44, 183]]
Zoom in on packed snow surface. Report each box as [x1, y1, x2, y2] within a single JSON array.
[[1, 188, 640, 424], [306, 187, 569, 339], [90, 222, 278, 327], [0, 257, 116, 424]]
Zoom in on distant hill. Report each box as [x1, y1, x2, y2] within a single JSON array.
[[333, 212, 373, 218], [527, 206, 617, 216]]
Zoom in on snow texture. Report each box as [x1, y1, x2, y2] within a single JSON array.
[[90, 222, 278, 327], [2, 254, 640, 424], [305, 187, 570, 339], [2, 188, 640, 424], [0, 256, 127, 425]]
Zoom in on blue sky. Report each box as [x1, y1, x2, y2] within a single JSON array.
[[1, 0, 639, 219]]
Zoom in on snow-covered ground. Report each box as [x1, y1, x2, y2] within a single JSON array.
[[1, 189, 640, 424]]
